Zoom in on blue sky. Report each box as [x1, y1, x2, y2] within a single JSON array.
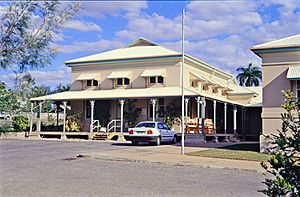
[[1, 0, 300, 88]]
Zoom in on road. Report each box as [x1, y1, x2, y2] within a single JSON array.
[[0, 139, 265, 197]]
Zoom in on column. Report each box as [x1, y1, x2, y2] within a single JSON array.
[[62, 101, 67, 139], [201, 97, 206, 137], [213, 100, 217, 131], [29, 102, 34, 133], [224, 103, 227, 134], [150, 99, 157, 122], [89, 100, 95, 133], [37, 102, 42, 132], [119, 99, 125, 133], [233, 105, 237, 135], [184, 98, 189, 133], [195, 97, 201, 133], [56, 102, 59, 128]]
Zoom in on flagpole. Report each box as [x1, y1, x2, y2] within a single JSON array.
[[181, 9, 185, 155]]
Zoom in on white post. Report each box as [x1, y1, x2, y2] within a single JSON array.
[[29, 102, 34, 134], [150, 99, 157, 122], [201, 97, 206, 136], [37, 102, 42, 132], [195, 97, 201, 133], [62, 101, 67, 139], [89, 100, 95, 133], [119, 99, 125, 133], [213, 100, 217, 131], [224, 103, 227, 134], [184, 98, 189, 135], [181, 9, 185, 155], [233, 105, 237, 135]]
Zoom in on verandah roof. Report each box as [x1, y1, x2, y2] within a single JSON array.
[[30, 87, 246, 106]]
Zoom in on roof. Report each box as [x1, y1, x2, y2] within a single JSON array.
[[251, 34, 300, 50], [286, 66, 300, 80], [65, 38, 180, 64], [30, 87, 198, 101], [244, 86, 262, 107]]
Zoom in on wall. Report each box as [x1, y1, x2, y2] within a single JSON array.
[[259, 50, 300, 152]]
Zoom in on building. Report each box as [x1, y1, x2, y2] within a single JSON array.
[[251, 34, 300, 152], [30, 38, 262, 141]]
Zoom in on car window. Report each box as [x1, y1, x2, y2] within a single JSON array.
[[136, 122, 155, 128], [162, 124, 170, 130], [157, 123, 165, 129]]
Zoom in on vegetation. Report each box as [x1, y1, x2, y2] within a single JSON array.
[[12, 115, 29, 132], [159, 103, 181, 129], [124, 99, 140, 127], [187, 143, 271, 162], [65, 112, 82, 132], [0, 123, 14, 136], [236, 63, 262, 86], [0, 1, 80, 71], [261, 90, 300, 196], [94, 101, 111, 127]]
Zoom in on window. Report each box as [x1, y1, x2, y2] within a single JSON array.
[[117, 78, 123, 86], [87, 80, 92, 87], [87, 80, 98, 87], [124, 78, 130, 85], [93, 80, 98, 87], [297, 80, 300, 99], [157, 123, 164, 129], [158, 98, 164, 117], [149, 76, 164, 84], [136, 122, 155, 128], [150, 76, 156, 84], [85, 100, 91, 118], [116, 78, 130, 86], [157, 76, 164, 83], [162, 123, 170, 130]]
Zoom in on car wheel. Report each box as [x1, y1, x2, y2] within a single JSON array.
[[172, 135, 177, 144], [156, 136, 161, 146], [131, 141, 138, 146]]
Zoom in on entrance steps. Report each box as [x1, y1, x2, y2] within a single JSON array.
[[92, 133, 108, 140]]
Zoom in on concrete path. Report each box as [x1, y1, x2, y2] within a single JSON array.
[[89, 143, 263, 172]]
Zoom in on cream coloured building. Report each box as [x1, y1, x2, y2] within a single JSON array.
[[251, 34, 300, 152], [30, 38, 262, 141]]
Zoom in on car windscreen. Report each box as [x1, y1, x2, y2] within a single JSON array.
[[135, 122, 156, 128]]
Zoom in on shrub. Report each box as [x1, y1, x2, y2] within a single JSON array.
[[261, 90, 300, 196], [65, 112, 82, 132], [0, 123, 13, 136], [12, 115, 29, 132]]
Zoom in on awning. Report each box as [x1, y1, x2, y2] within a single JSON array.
[[286, 66, 300, 80], [107, 71, 132, 79], [141, 69, 166, 77], [30, 87, 198, 101], [76, 73, 100, 81], [191, 72, 230, 90]]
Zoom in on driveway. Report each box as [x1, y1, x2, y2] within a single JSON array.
[[0, 139, 265, 197]]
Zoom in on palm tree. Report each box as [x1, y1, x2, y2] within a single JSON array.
[[236, 63, 262, 86]]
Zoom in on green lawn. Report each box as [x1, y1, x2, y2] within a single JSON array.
[[187, 143, 271, 162]]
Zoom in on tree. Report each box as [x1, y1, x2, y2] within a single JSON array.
[[236, 63, 262, 86], [0, 82, 18, 112], [124, 99, 140, 127], [0, 1, 80, 71], [261, 90, 300, 196], [53, 83, 70, 93]]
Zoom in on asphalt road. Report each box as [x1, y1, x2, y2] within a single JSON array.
[[0, 139, 265, 197]]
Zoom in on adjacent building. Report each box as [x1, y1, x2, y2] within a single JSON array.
[[251, 34, 300, 152]]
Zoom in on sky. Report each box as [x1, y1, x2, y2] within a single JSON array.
[[1, 0, 300, 88]]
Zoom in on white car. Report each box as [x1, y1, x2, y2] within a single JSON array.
[[128, 121, 177, 146], [0, 112, 11, 120]]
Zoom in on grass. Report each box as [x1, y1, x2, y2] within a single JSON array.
[[187, 143, 271, 162]]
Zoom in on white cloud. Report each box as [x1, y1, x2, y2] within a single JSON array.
[[63, 20, 102, 32], [57, 39, 125, 54], [79, 1, 147, 17]]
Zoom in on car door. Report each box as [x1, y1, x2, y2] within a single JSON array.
[[162, 123, 174, 141], [157, 123, 167, 142]]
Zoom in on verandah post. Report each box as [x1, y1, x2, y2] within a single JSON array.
[[195, 96, 201, 134], [62, 101, 67, 139], [89, 100, 95, 133], [224, 103, 227, 134], [201, 97, 206, 140], [233, 105, 237, 135], [150, 98, 157, 122], [184, 98, 189, 133]]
